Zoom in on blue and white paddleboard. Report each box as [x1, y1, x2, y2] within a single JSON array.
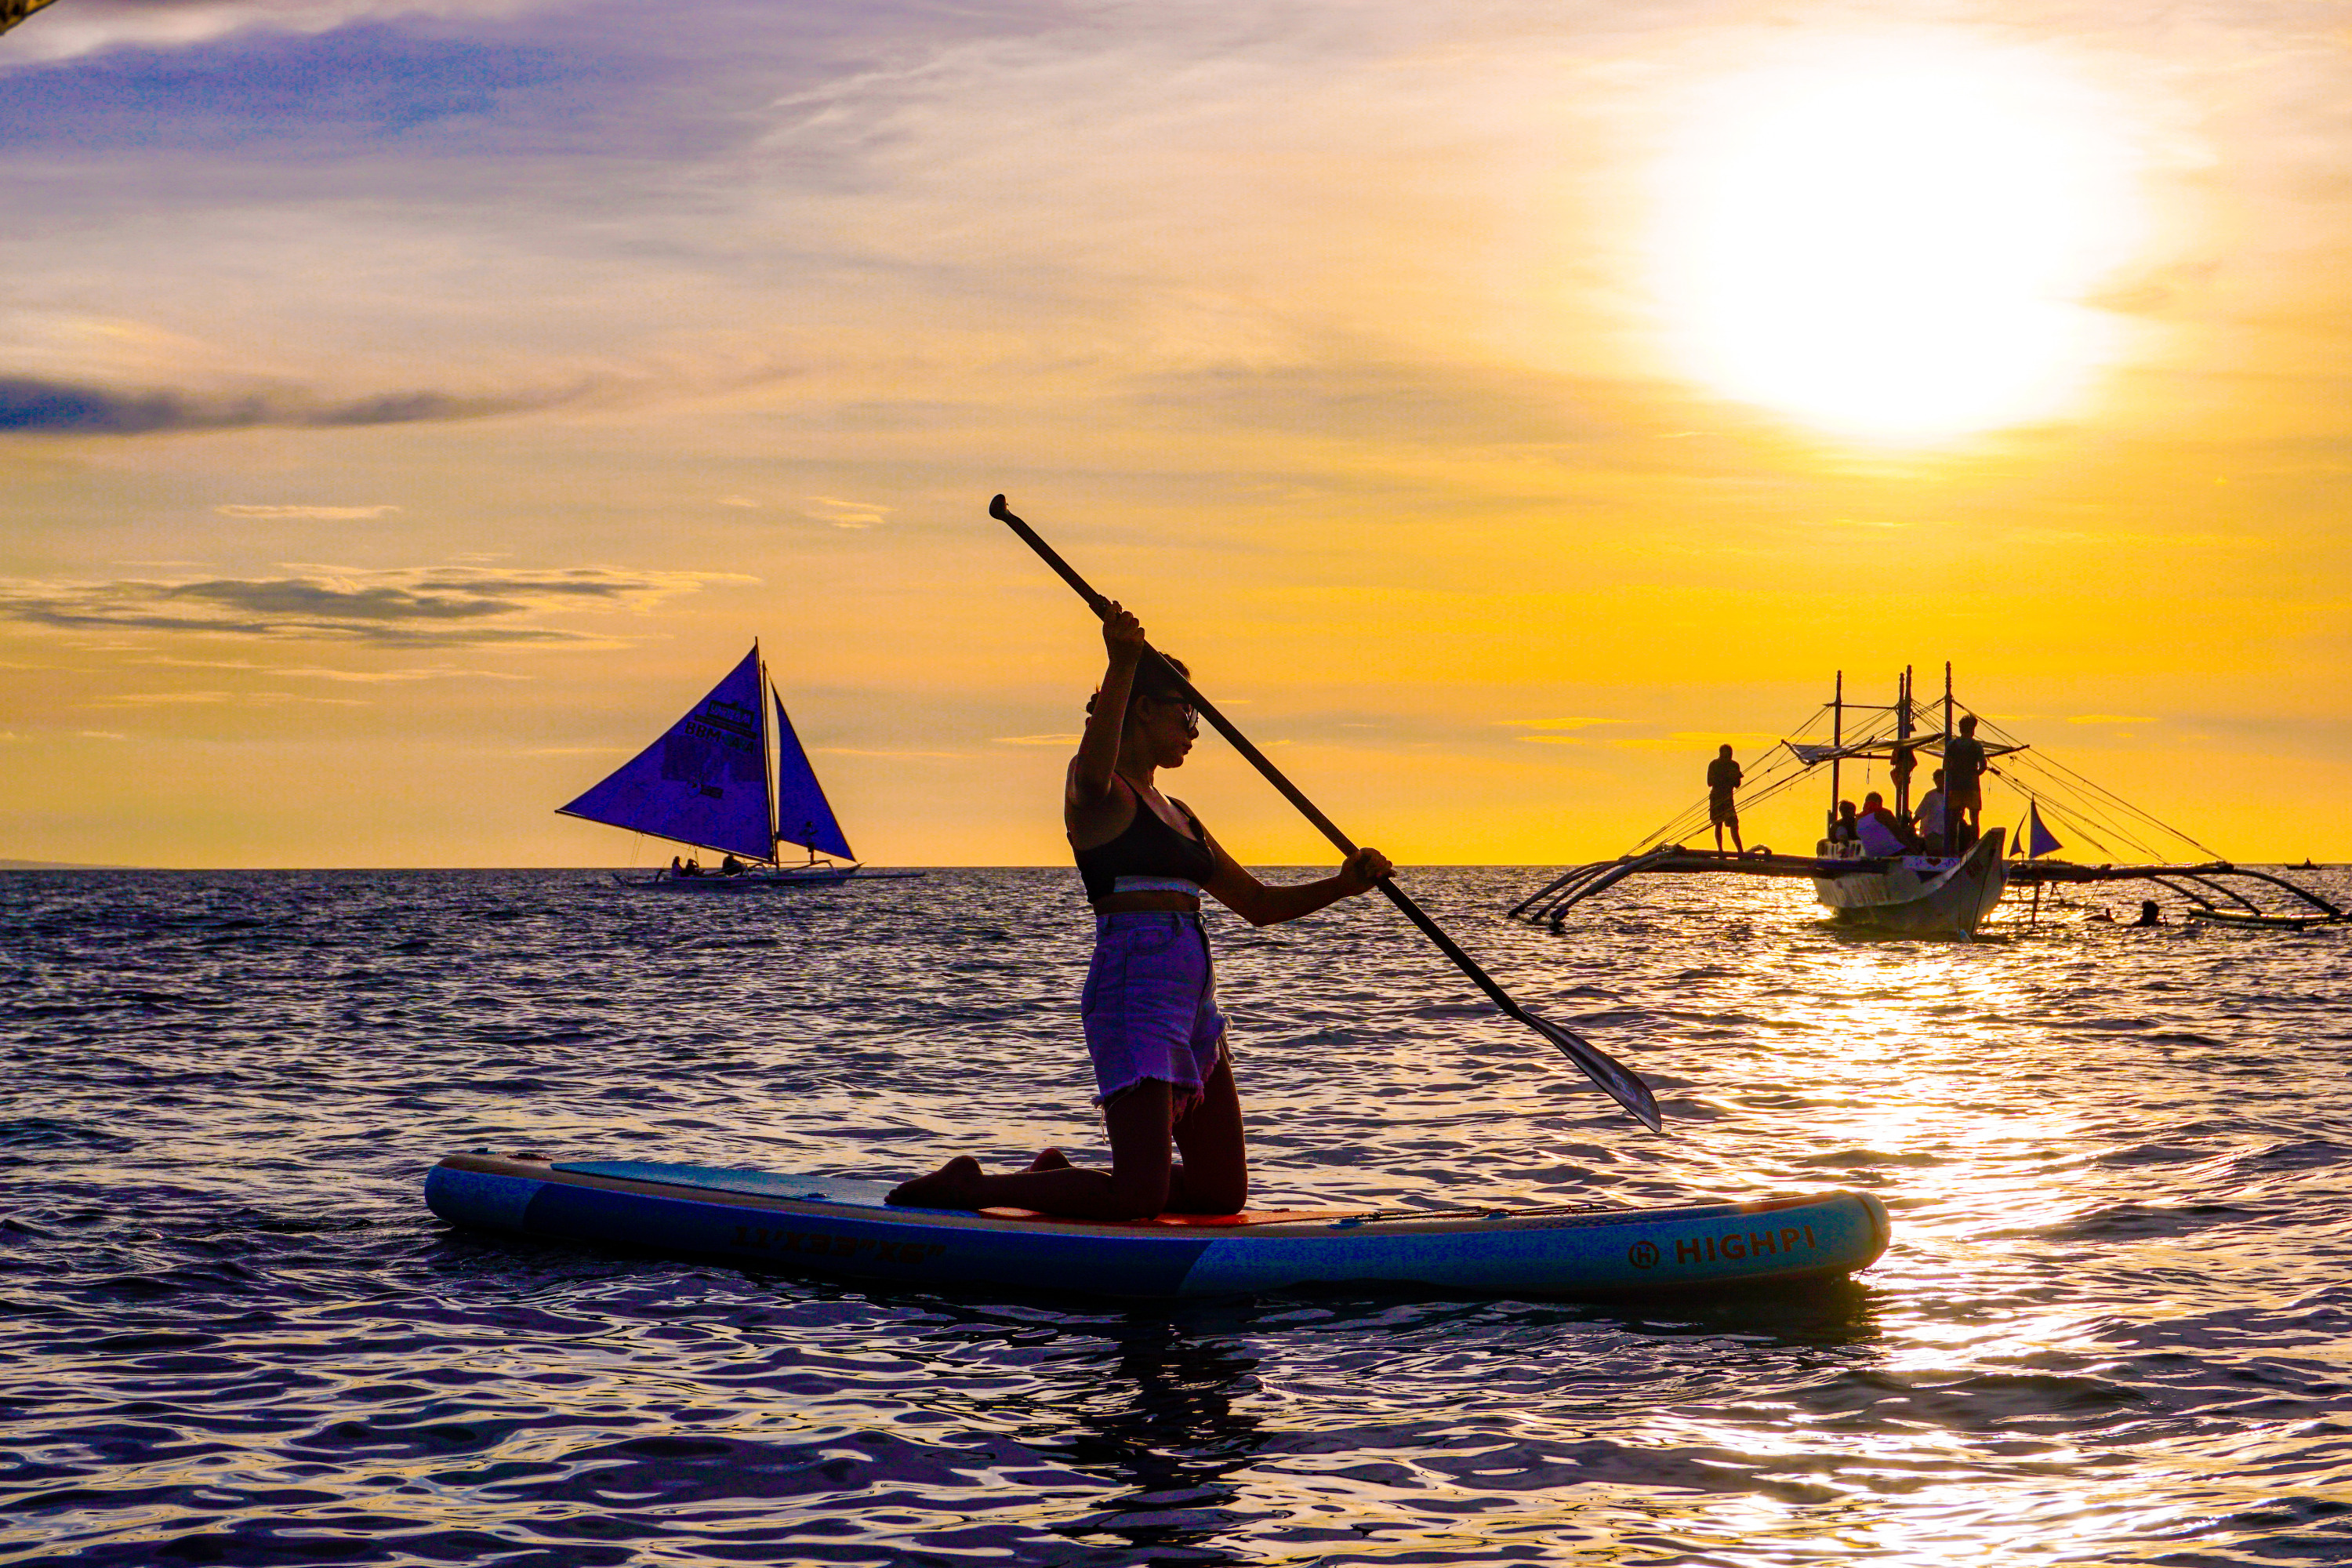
[[426, 1152, 1889, 1299]]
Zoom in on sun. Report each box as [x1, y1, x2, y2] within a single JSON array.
[[1649, 36, 2146, 443]]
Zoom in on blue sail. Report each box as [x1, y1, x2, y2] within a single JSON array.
[[557, 646, 774, 859], [2024, 800, 2063, 859], [772, 691, 854, 860]]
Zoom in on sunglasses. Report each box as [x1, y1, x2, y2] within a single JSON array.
[[1151, 696, 1200, 736]]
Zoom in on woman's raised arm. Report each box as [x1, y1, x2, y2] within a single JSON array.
[[1068, 602, 1146, 809]]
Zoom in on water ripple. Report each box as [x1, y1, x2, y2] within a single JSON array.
[[2, 867, 2350, 1565]]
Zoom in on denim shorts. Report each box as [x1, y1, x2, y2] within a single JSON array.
[[1081, 911, 1229, 1114]]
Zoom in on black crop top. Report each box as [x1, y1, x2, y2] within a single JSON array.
[[1072, 775, 1219, 902]]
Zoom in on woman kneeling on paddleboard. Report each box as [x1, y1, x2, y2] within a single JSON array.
[[888, 604, 1391, 1220]]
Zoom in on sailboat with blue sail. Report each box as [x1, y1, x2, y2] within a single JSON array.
[[558, 643, 895, 888]]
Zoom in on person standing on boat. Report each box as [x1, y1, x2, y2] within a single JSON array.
[[1944, 715, 1987, 847], [887, 604, 1392, 1220], [1707, 744, 1744, 855]]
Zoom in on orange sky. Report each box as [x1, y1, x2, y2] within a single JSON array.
[[2, 2, 2346, 866]]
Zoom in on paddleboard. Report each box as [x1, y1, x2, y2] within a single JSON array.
[[426, 1152, 1890, 1300]]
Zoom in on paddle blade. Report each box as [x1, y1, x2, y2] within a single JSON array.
[[1522, 1011, 1665, 1134]]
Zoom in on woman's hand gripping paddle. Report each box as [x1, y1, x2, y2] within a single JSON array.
[[989, 493, 1665, 1133]]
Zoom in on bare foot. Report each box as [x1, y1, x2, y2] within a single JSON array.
[[1025, 1147, 1073, 1173], [886, 1155, 982, 1209]]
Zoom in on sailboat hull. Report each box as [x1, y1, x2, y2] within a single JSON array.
[[1810, 829, 2008, 936], [612, 866, 858, 891]]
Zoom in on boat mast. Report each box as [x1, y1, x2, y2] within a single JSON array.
[[757, 640, 780, 867], [1829, 670, 1843, 837], [1942, 661, 1955, 856], [1895, 666, 1913, 819]]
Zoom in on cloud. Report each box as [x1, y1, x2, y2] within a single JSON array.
[[992, 732, 1081, 746], [129, 656, 527, 681], [0, 563, 749, 646], [2069, 713, 2156, 724], [0, 1, 1029, 176], [803, 495, 891, 529], [810, 746, 966, 760], [1501, 717, 1624, 744], [0, 2, 543, 67], [95, 691, 236, 705], [1610, 730, 1784, 753], [93, 688, 368, 707], [215, 503, 401, 519], [0, 376, 571, 434]]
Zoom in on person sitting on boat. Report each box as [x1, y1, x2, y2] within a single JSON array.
[[2130, 899, 2164, 927], [1914, 769, 1948, 853], [669, 855, 684, 878], [719, 853, 745, 876], [1828, 799, 1860, 845], [887, 602, 1393, 1221], [1944, 716, 1987, 840], [1856, 791, 1916, 856], [680, 857, 702, 877], [1707, 745, 1744, 855]]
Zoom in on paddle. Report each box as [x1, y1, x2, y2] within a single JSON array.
[[990, 494, 1665, 1133]]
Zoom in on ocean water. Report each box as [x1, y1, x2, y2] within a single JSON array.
[[4, 866, 2350, 1566]]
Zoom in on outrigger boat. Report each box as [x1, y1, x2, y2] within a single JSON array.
[[557, 643, 914, 889], [1510, 664, 2342, 938]]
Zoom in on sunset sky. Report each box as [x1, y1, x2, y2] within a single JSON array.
[[3, 0, 2346, 868]]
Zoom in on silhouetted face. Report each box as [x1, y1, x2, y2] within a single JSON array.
[[1127, 695, 1197, 769], [1864, 793, 1885, 810]]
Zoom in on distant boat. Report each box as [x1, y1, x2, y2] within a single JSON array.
[[1509, 662, 2341, 938], [557, 643, 912, 889]]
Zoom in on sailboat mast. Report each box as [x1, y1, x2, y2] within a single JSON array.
[[758, 641, 779, 866]]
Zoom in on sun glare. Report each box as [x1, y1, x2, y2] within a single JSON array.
[[1650, 38, 2146, 442]]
